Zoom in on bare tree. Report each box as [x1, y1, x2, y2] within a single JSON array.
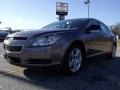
[[111, 23, 120, 35]]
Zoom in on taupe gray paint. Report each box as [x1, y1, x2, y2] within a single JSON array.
[[3, 18, 116, 67]]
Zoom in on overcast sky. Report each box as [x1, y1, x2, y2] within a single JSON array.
[[0, 0, 120, 30]]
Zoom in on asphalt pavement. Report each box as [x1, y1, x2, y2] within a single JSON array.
[[0, 42, 120, 90]]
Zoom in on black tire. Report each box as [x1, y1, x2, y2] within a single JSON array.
[[108, 44, 116, 59], [62, 45, 85, 74]]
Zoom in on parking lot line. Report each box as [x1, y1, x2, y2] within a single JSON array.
[[0, 70, 18, 77], [0, 68, 24, 77]]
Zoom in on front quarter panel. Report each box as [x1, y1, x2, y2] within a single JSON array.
[[51, 30, 86, 61]]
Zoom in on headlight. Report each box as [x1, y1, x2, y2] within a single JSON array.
[[32, 33, 61, 46]]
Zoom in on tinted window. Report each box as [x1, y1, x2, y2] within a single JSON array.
[[88, 25, 100, 30], [86, 20, 101, 32], [42, 19, 87, 30], [100, 23, 110, 34]]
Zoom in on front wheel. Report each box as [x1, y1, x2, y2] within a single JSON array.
[[63, 45, 84, 74]]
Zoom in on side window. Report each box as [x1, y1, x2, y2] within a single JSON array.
[[100, 23, 110, 34], [86, 20, 101, 32], [88, 25, 100, 30]]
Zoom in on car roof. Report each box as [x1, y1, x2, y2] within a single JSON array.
[[58, 18, 100, 23]]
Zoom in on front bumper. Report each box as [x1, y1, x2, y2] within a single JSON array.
[[3, 44, 64, 67]]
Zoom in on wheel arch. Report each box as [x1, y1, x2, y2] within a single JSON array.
[[61, 40, 87, 73], [114, 42, 117, 47], [63, 40, 87, 60]]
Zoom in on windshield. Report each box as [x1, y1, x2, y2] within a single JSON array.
[[42, 19, 86, 30]]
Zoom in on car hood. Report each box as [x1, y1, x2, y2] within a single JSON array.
[[8, 29, 75, 38]]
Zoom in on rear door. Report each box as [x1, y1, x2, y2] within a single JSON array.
[[99, 22, 113, 53], [85, 20, 104, 57]]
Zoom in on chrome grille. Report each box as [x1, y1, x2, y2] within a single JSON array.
[[5, 37, 27, 40], [5, 45, 22, 52]]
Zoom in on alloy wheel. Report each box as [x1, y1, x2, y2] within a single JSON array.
[[68, 48, 82, 73]]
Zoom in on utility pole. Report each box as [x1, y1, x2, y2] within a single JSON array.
[[84, 0, 90, 18]]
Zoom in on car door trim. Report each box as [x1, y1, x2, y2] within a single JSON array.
[[87, 52, 105, 58]]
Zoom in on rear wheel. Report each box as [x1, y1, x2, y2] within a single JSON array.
[[108, 44, 116, 59], [63, 45, 85, 74]]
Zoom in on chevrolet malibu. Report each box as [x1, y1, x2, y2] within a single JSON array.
[[3, 18, 117, 74]]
